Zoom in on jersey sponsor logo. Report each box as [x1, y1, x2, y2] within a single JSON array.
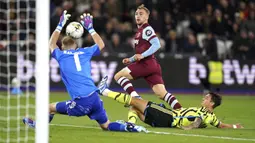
[[189, 57, 255, 85], [145, 29, 152, 36]]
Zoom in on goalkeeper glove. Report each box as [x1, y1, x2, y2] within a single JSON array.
[[56, 10, 71, 32], [80, 13, 96, 35]]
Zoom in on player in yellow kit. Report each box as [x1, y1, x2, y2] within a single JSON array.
[[98, 76, 243, 129]]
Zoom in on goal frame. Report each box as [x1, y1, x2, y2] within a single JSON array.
[[35, 0, 49, 142]]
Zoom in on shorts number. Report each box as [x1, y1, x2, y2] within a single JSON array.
[[74, 53, 82, 71]]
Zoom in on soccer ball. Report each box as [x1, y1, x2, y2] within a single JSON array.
[[66, 22, 84, 39]]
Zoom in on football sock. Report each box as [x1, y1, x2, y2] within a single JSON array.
[[102, 88, 110, 96], [26, 114, 55, 126], [128, 110, 138, 124], [107, 122, 127, 132], [117, 77, 139, 97], [108, 122, 140, 132], [163, 93, 182, 110], [49, 114, 55, 123], [108, 91, 131, 106]]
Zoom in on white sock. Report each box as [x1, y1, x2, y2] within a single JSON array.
[[130, 91, 140, 97], [102, 89, 110, 96]]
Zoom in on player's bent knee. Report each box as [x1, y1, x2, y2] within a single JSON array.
[[114, 72, 122, 81], [114, 70, 127, 81], [114, 67, 132, 81]]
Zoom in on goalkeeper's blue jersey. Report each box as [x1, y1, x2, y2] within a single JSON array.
[[52, 44, 100, 100]]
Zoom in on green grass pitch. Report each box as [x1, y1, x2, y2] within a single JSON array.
[[0, 92, 255, 143]]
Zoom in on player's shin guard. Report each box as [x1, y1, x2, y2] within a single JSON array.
[[117, 77, 139, 97], [163, 93, 182, 110], [128, 110, 138, 124], [108, 91, 131, 106]]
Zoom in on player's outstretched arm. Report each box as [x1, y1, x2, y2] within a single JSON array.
[[49, 10, 71, 53], [80, 13, 105, 51], [181, 117, 202, 130], [218, 122, 243, 129], [91, 32, 105, 51]]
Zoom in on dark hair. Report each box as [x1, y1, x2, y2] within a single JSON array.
[[137, 4, 150, 15], [209, 92, 222, 109]]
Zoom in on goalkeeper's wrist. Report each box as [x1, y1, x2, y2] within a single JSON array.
[[56, 24, 63, 32], [88, 28, 96, 36], [233, 124, 237, 129]]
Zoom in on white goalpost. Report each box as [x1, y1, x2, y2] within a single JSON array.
[[36, 0, 49, 143], [0, 0, 49, 142]]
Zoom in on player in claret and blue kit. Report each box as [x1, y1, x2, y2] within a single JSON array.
[[114, 4, 182, 124], [22, 10, 147, 133]]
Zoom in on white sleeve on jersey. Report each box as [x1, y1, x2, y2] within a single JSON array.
[[142, 26, 156, 41]]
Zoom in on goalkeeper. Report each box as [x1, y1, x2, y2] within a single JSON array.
[[98, 76, 243, 130], [23, 10, 147, 133]]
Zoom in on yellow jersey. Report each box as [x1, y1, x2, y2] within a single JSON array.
[[171, 107, 220, 128]]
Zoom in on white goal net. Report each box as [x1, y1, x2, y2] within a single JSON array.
[[0, 0, 49, 143]]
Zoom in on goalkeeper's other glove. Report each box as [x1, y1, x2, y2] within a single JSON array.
[[80, 13, 96, 35], [56, 10, 71, 32]]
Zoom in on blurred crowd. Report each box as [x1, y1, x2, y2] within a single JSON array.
[[1, 0, 255, 60], [0, 0, 36, 56]]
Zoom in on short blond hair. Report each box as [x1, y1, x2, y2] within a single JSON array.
[[61, 36, 77, 50], [137, 4, 150, 15]]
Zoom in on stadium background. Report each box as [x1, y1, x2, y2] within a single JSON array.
[[0, 0, 255, 143], [2, 0, 254, 94]]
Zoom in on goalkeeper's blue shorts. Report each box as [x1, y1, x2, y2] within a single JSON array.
[[56, 92, 108, 124]]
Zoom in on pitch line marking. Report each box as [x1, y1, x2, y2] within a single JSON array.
[[50, 124, 255, 142]]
